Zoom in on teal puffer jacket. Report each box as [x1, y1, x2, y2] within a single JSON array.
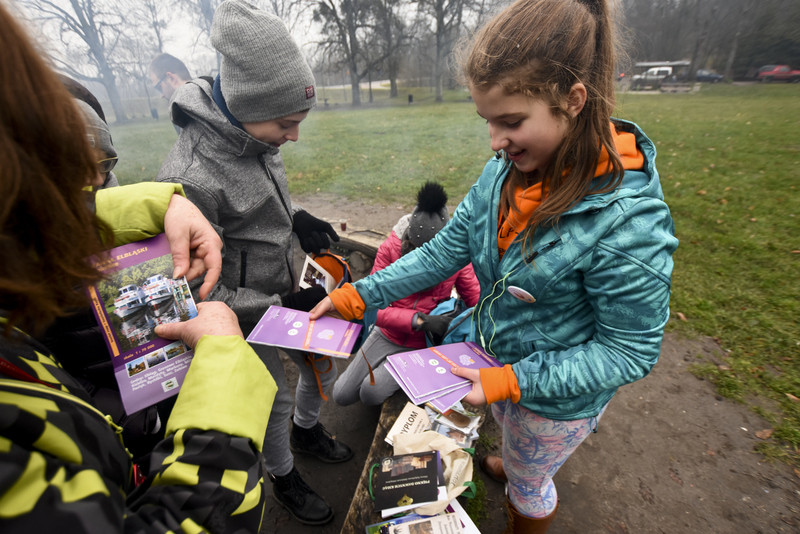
[[353, 120, 678, 420]]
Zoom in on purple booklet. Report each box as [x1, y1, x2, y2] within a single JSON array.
[[386, 363, 473, 413], [247, 306, 362, 358], [86, 234, 198, 415], [387, 342, 501, 398]]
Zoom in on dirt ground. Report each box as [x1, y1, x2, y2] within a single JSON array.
[[259, 195, 799, 534]]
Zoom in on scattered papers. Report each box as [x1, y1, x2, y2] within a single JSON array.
[[385, 402, 432, 446], [387, 512, 463, 533], [373, 451, 445, 516]]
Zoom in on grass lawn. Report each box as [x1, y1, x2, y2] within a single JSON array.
[[111, 83, 800, 465]]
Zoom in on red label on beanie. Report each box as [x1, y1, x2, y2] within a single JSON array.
[[305, 85, 315, 99]]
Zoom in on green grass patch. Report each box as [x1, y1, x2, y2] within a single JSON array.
[[111, 83, 800, 465]]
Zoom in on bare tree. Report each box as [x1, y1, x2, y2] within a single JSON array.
[[140, 0, 169, 54], [412, 0, 469, 102], [21, 0, 129, 122], [373, 0, 412, 99], [313, 0, 379, 106]]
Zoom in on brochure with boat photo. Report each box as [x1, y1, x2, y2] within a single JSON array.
[[247, 305, 362, 358], [86, 233, 198, 415]]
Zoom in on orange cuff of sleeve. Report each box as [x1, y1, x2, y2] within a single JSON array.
[[480, 365, 521, 404], [328, 283, 366, 321]]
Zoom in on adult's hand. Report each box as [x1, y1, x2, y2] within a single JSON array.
[[164, 194, 222, 300], [154, 302, 242, 348], [450, 366, 487, 406], [292, 210, 339, 254]]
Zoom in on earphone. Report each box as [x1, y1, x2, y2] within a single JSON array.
[[474, 270, 515, 357]]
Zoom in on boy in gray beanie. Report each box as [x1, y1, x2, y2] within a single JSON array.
[[156, 1, 347, 526]]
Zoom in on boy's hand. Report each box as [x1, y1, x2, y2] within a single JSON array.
[[155, 302, 242, 348], [292, 210, 339, 254], [281, 286, 328, 312]]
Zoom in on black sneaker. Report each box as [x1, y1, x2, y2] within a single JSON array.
[[290, 421, 354, 463], [269, 467, 334, 525]]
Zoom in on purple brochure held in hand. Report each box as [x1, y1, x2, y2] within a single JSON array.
[[386, 342, 501, 400], [246, 305, 362, 358], [86, 234, 198, 415]]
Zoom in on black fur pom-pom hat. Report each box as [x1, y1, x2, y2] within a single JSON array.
[[408, 181, 450, 247]]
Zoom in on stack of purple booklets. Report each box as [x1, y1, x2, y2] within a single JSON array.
[[385, 342, 502, 412]]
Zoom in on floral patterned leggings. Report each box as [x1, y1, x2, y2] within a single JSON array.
[[492, 400, 607, 517]]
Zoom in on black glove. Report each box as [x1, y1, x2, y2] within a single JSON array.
[[292, 210, 339, 253], [417, 313, 454, 346], [281, 286, 328, 312]]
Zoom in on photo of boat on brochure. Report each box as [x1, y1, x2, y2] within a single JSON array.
[[113, 284, 146, 319], [142, 273, 175, 315]]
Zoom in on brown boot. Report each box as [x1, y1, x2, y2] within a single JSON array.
[[503, 496, 558, 534], [480, 454, 507, 483]]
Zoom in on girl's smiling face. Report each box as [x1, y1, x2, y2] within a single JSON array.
[[471, 84, 577, 176]]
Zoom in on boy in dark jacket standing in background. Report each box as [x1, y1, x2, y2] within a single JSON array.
[[157, 0, 349, 525]]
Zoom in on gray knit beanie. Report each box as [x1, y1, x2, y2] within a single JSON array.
[[408, 182, 450, 248], [211, 0, 316, 123], [75, 100, 117, 160]]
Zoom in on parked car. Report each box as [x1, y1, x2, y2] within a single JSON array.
[[695, 69, 723, 83], [757, 65, 800, 83], [630, 66, 674, 90]]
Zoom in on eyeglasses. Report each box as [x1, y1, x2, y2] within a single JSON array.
[[97, 156, 118, 174], [153, 74, 167, 92]]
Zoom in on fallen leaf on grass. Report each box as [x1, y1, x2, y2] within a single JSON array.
[[755, 429, 773, 440], [791, 250, 800, 254], [749, 218, 757, 222], [676, 312, 688, 322], [696, 189, 707, 195], [786, 393, 799, 402]]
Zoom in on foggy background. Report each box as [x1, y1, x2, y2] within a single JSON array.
[[15, 0, 800, 123]]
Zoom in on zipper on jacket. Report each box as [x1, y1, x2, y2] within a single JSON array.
[[525, 238, 561, 263], [0, 378, 124, 435], [240, 250, 248, 287]]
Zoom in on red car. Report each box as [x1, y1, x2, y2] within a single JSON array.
[[757, 65, 800, 82]]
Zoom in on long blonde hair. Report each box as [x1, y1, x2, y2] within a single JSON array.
[[461, 0, 623, 255]]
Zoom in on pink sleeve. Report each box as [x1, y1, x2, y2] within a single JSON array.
[[371, 232, 400, 275], [454, 263, 481, 307], [377, 306, 418, 336]]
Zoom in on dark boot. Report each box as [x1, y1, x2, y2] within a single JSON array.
[[480, 454, 508, 483], [503, 496, 558, 534], [290, 421, 354, 463], [270, 467, 334, 525]]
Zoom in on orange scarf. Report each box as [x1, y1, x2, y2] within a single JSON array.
[[496, 127, 644, 259]]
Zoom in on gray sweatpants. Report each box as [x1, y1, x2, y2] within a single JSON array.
[[332, 328, 405, 407], [250, 343, 338, 477]]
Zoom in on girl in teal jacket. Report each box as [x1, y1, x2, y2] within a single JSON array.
[[313, 1, 678, 531]]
